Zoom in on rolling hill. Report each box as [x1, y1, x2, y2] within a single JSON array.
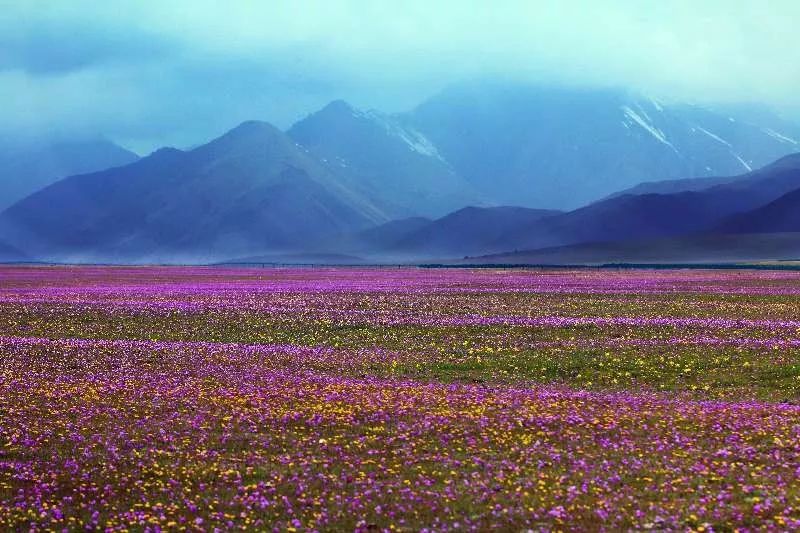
[[376, 206, 562, 258], [717, 187, 800, 234]]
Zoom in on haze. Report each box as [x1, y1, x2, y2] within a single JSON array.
[[2, 0, 799, 153]]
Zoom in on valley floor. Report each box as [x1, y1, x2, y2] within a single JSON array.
[[1, 266, 799, 530]]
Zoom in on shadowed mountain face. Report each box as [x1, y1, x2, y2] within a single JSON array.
[[0, 121, 389, 262], [0, 139, 139, 211], [717, 187, 800, 234], [288, 100, 481, 218], [406, 82, 799, 209]]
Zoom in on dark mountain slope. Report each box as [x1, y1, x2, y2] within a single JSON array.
[[717, 187, 800, 234]]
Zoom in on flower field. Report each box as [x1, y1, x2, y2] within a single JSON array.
[[2, 266, 800, 531]]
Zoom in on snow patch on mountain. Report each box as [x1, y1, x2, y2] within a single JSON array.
[[732, 152, 752, 171], [649, 98, 664, 112], [393, 127, 442, 159], [358, 109, 444, 159], [696, 126, 732, 147], [337, 104, 446, 160], [622, 105, 679, 154], [762, 128, 798, 145]]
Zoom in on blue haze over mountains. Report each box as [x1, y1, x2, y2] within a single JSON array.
[[1, 82, 800, 264], [0, 137, 138, 211]]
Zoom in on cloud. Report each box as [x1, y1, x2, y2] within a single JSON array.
[[1, 0, 799, 151], [0, 21, 166, 75], [0, 3, 171, 74]]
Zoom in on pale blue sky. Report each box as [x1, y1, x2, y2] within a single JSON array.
[[2, 0, 798, 152]]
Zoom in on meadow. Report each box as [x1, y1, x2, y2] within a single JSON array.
[[1, 266, 800, 531]]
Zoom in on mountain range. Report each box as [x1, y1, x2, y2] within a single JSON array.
[[1, 81, 800, 264], [365, 154, 800, 262], [0, 122, 387, 262]]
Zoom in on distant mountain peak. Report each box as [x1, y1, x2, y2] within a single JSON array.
[[220, 120, 282, 140], [301, 100, 436, 151], [307, 99, 383, 127], [195, 120, 292, 158], [287, 100, 479, 218], [320, 99, 357, 114]]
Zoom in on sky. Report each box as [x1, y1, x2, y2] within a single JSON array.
[[2, 0, 799, 153]]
